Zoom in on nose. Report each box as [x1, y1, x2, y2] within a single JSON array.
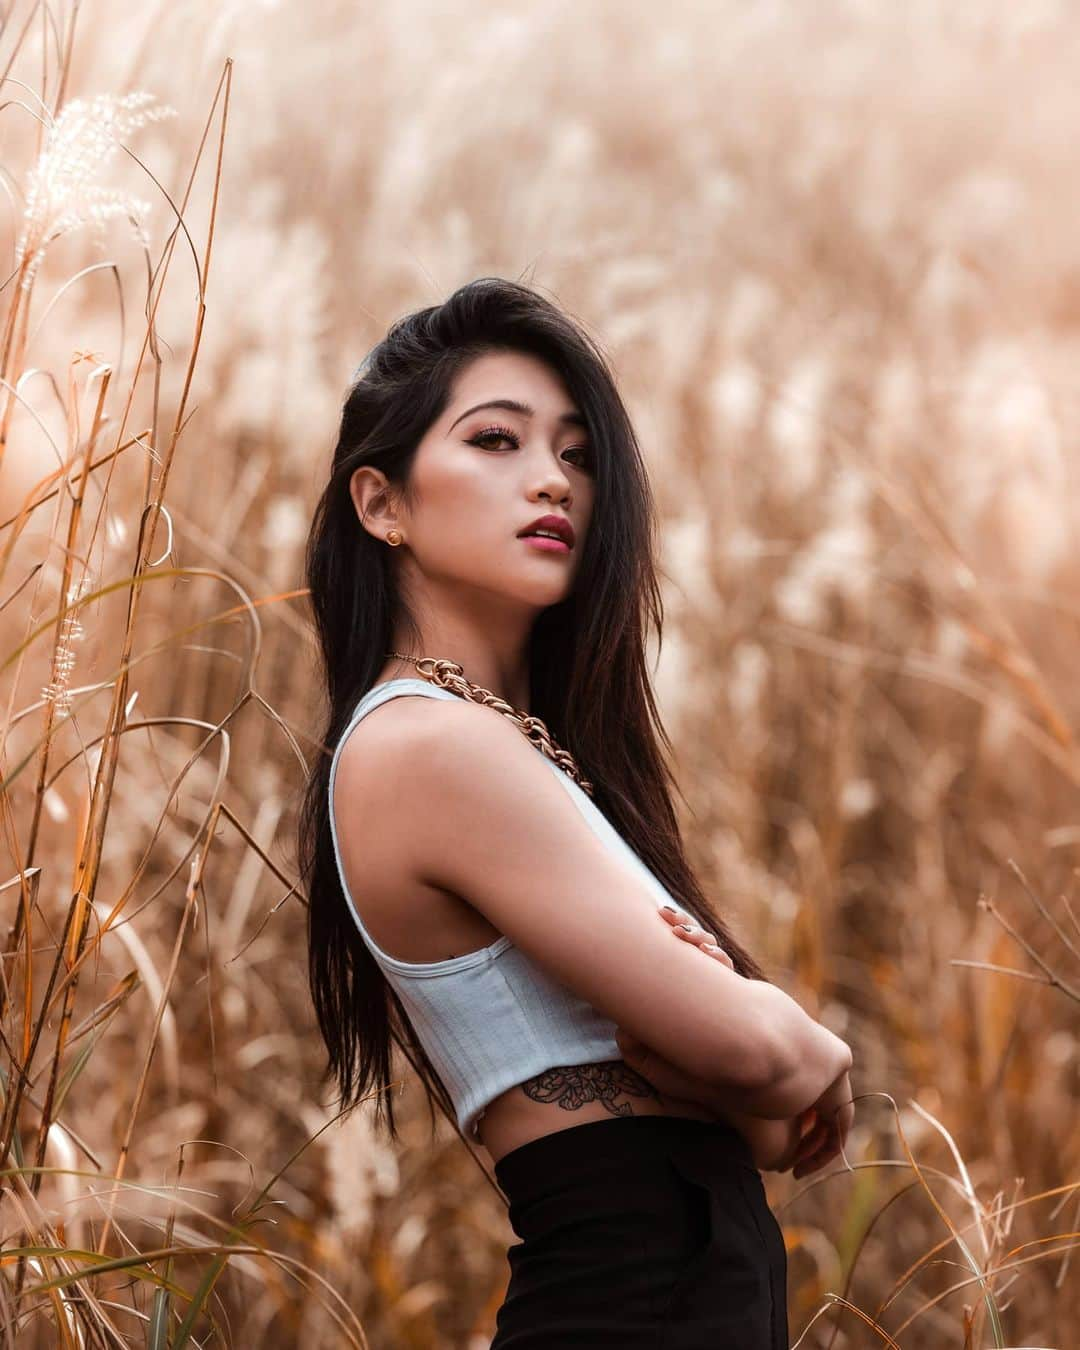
[[533, 460, 572, 506]]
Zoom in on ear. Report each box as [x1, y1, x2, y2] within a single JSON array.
[[349, 464, 400, 540]]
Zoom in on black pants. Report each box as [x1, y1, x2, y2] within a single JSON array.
[[491, 1115, 789, 1348]]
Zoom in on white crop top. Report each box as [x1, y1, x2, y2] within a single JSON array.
[[327, 678, 682, 1138]]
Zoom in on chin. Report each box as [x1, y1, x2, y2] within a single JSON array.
[[505, 578, 573, 608]]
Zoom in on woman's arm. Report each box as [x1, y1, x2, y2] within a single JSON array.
[[342, 695, 848, 1115], [620, 908, 853, 1176], [615, 1023, 821, 1172]]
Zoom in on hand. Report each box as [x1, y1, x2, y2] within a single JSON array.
[[789, 1066, 854, 1180], [657, 904, 738, 969]]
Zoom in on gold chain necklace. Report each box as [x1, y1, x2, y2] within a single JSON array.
[[385, 651, 595, 797]]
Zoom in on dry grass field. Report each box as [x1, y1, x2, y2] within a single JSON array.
[[0, 1, 1076, 1345]]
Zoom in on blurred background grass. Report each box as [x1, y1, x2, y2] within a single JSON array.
[[0, 0, 1076, 1345]]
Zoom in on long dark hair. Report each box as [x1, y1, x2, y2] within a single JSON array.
[[299, 276, 769, 1138]]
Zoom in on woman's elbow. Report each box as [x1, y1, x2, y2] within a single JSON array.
[[701, 980, 850, 1110], [743, 1014, 853, 1118]]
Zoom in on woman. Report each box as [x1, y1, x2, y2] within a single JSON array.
[[299, 276, 855, 1347]]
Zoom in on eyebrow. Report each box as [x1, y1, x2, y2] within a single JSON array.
[[448, 398, 587, 433]]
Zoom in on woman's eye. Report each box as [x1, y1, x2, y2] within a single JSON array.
[[563, 447, 593, 471], [468, 425, 520, 451]]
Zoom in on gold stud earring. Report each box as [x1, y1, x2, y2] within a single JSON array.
[[386, 529, 402, 546]]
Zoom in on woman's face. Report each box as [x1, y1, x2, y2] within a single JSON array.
[[382, 349, 595, 612]]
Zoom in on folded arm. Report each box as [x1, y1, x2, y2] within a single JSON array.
[[619, 908, 854, 1176], [353, 696, 849, 1118]]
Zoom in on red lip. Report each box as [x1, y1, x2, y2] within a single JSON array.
[[517, 514, 575, 549]]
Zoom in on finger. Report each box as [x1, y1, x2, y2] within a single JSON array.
[[792, 1111, 831, 1158], [794, 1144, 840, 1180], [790, 1118, 827, 1159], [614, 1028, 644, 1058], [660, 907, 738, 969], [672, 922, 717, 951], [793, 1124, 841, 1178], [615, 1029, 657, 1076], [615, 1036, 651, 1083], [774, 1112, 822, 1173], [700, 942, 735, 969], [793, 1151, 826, 1179], [816, 1102, 853, 1156], [798, 1107, 819, 1137], [790, 1120, 829, 1169]]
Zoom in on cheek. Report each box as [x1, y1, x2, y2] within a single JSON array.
[[411, 467, 509, 558], [427, 452, 502, 505], [414, 458, 487, 522]]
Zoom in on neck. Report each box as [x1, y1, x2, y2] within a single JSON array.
[[381, 650, 531, 711]]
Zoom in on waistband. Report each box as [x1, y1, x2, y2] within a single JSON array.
[[493, 1113, 757, 1201]]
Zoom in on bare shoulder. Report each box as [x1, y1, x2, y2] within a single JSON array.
[[331, 693, 538, 883], [333, 692, 530, 798], [335, 691, 582, 895]]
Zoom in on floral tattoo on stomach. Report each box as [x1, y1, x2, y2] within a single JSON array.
[[520, 1060, 660, 1116]]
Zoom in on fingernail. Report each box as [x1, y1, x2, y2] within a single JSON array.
[[701, 942, 721, 954], [676, 923, 695, 933], [660, 905, 678, 915]]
